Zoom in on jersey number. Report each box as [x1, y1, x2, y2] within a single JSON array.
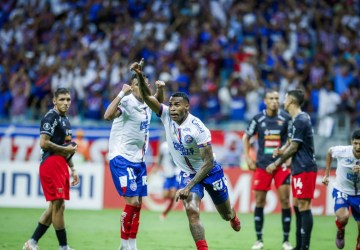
[[127, 168, 136, 180], [293, 178, 303, 189]]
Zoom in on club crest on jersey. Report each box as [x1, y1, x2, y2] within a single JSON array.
[[43, 123, 51, 130], [277, 120, 284, 125], [130, 181, 137, 191], [336, 198, 345, 205], [184, 135, 193, 144]]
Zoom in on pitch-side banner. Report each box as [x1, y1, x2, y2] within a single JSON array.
[[0, 161, 104, 209]]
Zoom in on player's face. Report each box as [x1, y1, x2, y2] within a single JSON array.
[[265, 91, 280, 111], [169, 96, 189, 124], [352, 139, 360, 158], [283, 94, 292, 112], [53, 93, 71, 115], [131, 77, 149, 99]]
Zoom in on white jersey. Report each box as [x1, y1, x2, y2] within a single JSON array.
[[159, 105, 211, 174], [159, 141, 180, 177], [108, 94, 152, 162], [331, 145, 360, 196]]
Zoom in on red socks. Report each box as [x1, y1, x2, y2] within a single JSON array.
[[130, 206, 141, 239], [121, 204, 136, 240], [335, 218, 344, 231], [196, 240, 208, 250]]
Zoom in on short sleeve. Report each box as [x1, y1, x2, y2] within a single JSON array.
[[191, 118, 211, 147], [291, 118, 306, 143], [40, 112, 57, 137], [245, 117, 258, 137]]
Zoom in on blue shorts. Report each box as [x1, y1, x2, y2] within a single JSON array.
[[179, 166, 229, 205], [109, 155, 147, 197], [333, 188, 360, 221], [163, 175, 179, 190]]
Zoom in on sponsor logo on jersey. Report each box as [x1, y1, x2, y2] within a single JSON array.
[[191, 119, 204, 133], [264, 135, 281, 140], [277, 120, 284, 126], [264, 148, 275, 154], [264, 140, 280, 147], [344, 158, 354, 164]]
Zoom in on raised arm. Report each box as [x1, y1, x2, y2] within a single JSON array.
[[104, 84, 132, 121], [154, 80, 165, 103], [131, 61, 162, 114]]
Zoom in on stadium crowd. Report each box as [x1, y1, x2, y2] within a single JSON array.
[[0, 0, 360, 130]]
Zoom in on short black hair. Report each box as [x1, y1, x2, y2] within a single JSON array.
[[352, 129, 360, 140], [170, 92, 189, 103], [287, 89, 304, 107], [54, 88, 70, 98]]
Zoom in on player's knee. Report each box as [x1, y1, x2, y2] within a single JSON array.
[[337, 214, 349, 224], [185, 203, 200, 219], [279, 197, 290, 207]]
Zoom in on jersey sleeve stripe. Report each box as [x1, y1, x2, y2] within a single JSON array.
[[40, 131, 52, 136], [292, 138, 303, 142], [198, 142, 211, 148]]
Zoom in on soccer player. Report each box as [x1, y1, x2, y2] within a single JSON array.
[[266, 89, 318, 250], [243, 90, 293, 250], [155, 139, 180, 220], [131, 60, 240, 250], [103, 64, 164, 250], [322, 129, 360, 250], [23, 88, 79, 250]]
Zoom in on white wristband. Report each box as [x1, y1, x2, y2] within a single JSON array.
[[117, 91, 125, 99]]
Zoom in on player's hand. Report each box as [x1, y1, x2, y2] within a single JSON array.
[[245, 156, 256, 171], [130, 58, 144, 74], [322, 176, 329, 186], [272, 148, 282, 158], [122, 83, 132, 95], [155, 80, 166, 89], [353, 165, 360, 174], [266, 163, 276, 174], [62, 142, 77, 157], [70, 169, 80, 186], [175, 187, 190, 202]]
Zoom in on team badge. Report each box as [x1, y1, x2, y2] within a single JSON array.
[[130, 181, 137, 191], [43, 123, 51, 130], [336, 198, 345, 205], [184, 135, 193, 144]]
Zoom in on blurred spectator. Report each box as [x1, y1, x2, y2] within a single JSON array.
[[0, 0, 359, 127], [73, 128, 90, 162]]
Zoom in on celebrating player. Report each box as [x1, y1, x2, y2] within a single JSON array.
[[103, 60, 164, 250], [243, 90, 293, 250], [266, 89, 318, 250], [23, 88, 79, 250], [131, 60, 240, 250], [322, 129, 360, 250]]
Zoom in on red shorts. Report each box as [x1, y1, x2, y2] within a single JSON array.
[[291, 172, 317, 199], [252, 167, 291, 191], [40, 155, 70, 201]]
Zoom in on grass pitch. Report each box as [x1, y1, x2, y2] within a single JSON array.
[[0, 207, 358, 250]]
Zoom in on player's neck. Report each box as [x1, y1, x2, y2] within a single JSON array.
[[265, 109, 277, 116], [289, 107, 301, 118], [53, 107, 66, 116], [176, 112, 189, 125]]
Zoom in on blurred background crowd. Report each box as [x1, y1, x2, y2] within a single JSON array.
[[0, 0, 359, 137]]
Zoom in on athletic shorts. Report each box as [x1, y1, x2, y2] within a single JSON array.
[[252, 167, 291, 191], [163, 175, 179, 190], [333, 188, 360, 221], [179, 169, 229, 205], [110, 155, 147, 197], [40, 155, 70, 201], [291, 172, 317, 199]]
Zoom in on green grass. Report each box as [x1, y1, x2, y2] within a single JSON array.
[[0, 207, 358, 250]]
